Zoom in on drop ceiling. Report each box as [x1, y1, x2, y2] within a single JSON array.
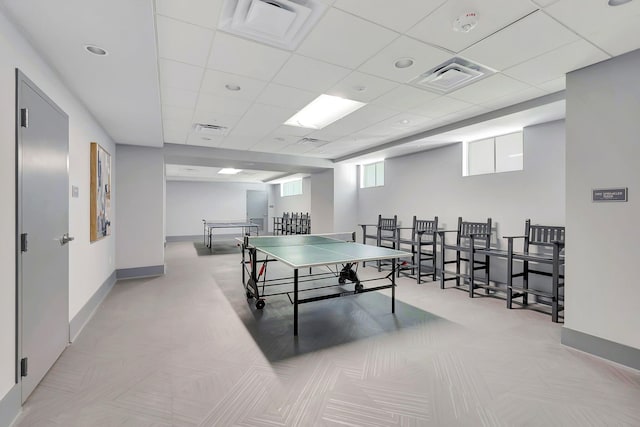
[[2, 0, 639, 179]]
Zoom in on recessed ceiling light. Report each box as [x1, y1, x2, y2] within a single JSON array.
[[353, 85, 367, 92], [608, 0, 632, 5], [284, 94, 366, 130], [225, 84, 241, 91], [218, 168, 242, 175], [398, 119, 411, 125], [84, 44, 108, 56], [394, 58, 414, 69]]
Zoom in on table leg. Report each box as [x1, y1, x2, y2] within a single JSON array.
[[294, 268, 299, 336], [392, 258, 396, 314]]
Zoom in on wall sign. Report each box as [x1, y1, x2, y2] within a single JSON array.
[[592, 188, 628, 202]]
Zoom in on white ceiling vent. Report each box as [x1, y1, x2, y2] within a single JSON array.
[[219, 0, 327, 50], [194, 123, 229, 136], [411, 58, 494, 94]]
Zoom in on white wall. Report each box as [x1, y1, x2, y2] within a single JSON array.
[[310, 170, 334, 233], [565, 50, 640, 349], [273, 177, 312, 217], [0, 9, 116, 401], [333, 164, 359, 234], [115, 145, 164, 270], [166, 180, 268, 236]]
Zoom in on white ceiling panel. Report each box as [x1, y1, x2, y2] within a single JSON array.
[[272, 54, 351, 92], [358, 36, 452, 83], [310, 104, 398, 137], [276, 143, 316, 155], [255, 83, 318, 110], [228, 103, 295, 138], [544, 0, 640, 57], [159, 59, 205, 92], [531, 0, 561, 7], [163, 117, 192, 133], [407, 0, 538, 53], [448, 74, 532, 105], [164, 128, 188, 144], [218, 135, 256, 150], [156, 15, 214, 67], [207, 32, 291, 81], [273, 125, 315, 138], [296, 8, 399, 69], [162, 105, 195, 123], [185, 133, 225, 148], [161, 87, 199, 109], [191, 110, 242, 130], [333, 0, 445, 33], [355, 112, 433, 137], [477, 87, 547, 111], [155, 0, 222, 29], [327, 72, 399, 103], [461, 11, 580, 71], [503, 39, 609, 86], [409, 96, 474, 118], [194, 92, 253, 117], [200, 69, 268, 100], [538, 76, 565, 93], [372, 84, 440, 111]]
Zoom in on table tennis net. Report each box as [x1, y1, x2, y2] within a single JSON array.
[[245, 232, 355, 247]]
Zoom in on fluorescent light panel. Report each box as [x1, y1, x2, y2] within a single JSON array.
[[285, 94, 366, 130], [218, 168, 242, 175]]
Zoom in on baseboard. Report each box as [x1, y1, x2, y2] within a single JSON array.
[[166, 235, 201, 242], [0, 383, 21, 427], [69, 270, 116, 342], [116, 265, 165, 280], [561, 327, 640, 371]]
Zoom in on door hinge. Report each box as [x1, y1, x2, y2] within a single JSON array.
[[20, 108, 28, 128], [20, 357, 28, 377], [20, 233, 28, 252]]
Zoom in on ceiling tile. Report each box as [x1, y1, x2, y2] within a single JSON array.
[[355, 112, 434, 137], [163, 117, 192, 133], [448, 74, 532, 105], [185, 133, 225, 148], [544, 0, 640, 56], [162, 105, 194, 123], [159, 59, 204, 92], [161, 87, 199, 109], [326, 71, 399, 103], [461, 11, 580, 71], [531, 0, 561, 6], [228, 103, 295, 138], [163, 128, 188, 144], [194, 92, 253, 117], [503, 39, 609, 86], [191, 110, 242, 130], [310, 104, 398, 138], [538, 76, 565, 93], [358, 36, 451, 83], [274, 125, 314, 137], [272, 55, 351, 92], [155, 0, 222, 29], [207, 32, 291, 81], [408, 0, 537, 53], [218, 135, 257, 151], [478, 87, 548, 110], [200, 69, 268, 100], [156, 15, 214, 67], [296, 8, 398, 69], [409, 96, 474, 118], [333, 0, 445, 33], [276, 143, 316, 155], [255, 83, 318, 110], [372, 84, 439, 111]]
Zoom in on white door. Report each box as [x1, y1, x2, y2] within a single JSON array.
[[17, 70, 71, 402], [246, 190, 268, 232]]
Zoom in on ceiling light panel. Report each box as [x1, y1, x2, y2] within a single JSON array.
[[159, 59, 205, 92], [327, 71, 399, 103], [296, 8, 398, 69], [156, 15, 214, 67], [284, 94, 366, 129], [156, 0, 223, 29], [333, 0, 444, 33], [218, 168, 242, 174], [207, 32, 291, 81], [461, 11, 580, 71], [407, 0, 537, 53], [358, 36, 452, 83], [273, 54, 351, 92]]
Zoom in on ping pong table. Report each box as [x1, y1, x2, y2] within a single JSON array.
[[240, 233, 412, 336], [203, 219, 259, 250]]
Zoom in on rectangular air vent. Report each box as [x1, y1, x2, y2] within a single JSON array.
[[194, 123, 229, 136], [219, 0, 326, 50], [411, 58, 494, 94]]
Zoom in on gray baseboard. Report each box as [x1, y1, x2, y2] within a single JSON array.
[[562, 327, 640, 371], [69, 270, 116, 342], [166, 235, 201, 242], [116, 265, 165, 280], [0, 383, 21, 427]]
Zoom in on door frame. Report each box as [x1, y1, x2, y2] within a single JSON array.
[[15, 69, 70, 391]]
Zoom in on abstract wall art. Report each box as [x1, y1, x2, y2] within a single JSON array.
[[90, 142, 111, 241]]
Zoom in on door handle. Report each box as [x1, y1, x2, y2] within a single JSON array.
[[60, 233, 75, 245]]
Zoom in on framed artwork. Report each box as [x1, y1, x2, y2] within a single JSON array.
[[90, 142, 111, 242]]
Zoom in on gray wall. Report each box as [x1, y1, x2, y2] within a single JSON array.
[[565, 49, 640, 350], [310, 170, 334, 233], [166, 181, 269, 236], [115, 145, 165, 270], [273, 177, 312, 217], [333, 164, 359, 234]]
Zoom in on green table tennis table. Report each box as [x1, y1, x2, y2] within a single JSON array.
[[240, 233, 412, 336]]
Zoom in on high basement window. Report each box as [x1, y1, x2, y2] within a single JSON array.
[[281, 179, 303, 197], [464, 131, 523, 176], [360, 161, 385, 188]]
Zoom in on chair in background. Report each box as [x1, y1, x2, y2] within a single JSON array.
[[396, 216, 439, 283], [360, 215, 398, 269]]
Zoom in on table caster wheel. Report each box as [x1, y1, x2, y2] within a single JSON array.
[[355, 283, 363, 292], [246, 290, 253, 298], [256, 299, 265, 309], [338, 277, 346, 284]]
